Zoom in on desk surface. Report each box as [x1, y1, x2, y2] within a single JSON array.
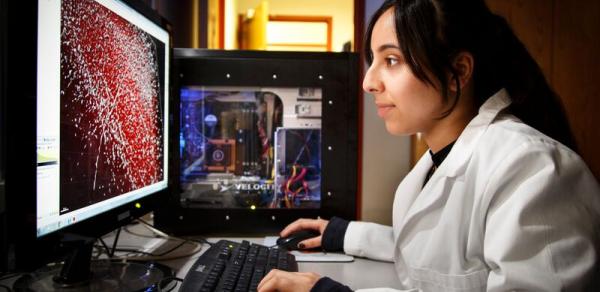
[[170, 237, 402, 290], [0, 224, 402, 290]]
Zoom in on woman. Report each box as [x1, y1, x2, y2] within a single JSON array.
[[258, 0, 600, 291]]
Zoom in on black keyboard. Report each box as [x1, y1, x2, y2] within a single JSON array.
[[180, 240, 298, 292]]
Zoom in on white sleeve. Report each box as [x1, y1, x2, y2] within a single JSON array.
[[356, 289, 418, 292], [482, 142, 600, 291], [343, 221, 396, 262]]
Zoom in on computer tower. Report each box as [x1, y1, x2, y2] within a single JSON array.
[[155, 49, 360, 235]]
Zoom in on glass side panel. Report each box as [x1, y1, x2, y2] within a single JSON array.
[[180, 86, 322, 209]]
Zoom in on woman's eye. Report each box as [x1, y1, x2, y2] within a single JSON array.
[[385, 57, 398, 66]]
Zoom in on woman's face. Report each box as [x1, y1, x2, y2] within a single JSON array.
[[363, 8, 445, 136]]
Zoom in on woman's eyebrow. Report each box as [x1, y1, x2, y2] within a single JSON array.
[[377, 44, 401, 52]]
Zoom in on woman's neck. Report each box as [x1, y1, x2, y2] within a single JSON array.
[[423, 89, 477, 153], [424, 119, 469, 153]]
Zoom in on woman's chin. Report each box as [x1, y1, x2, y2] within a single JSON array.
[[385, 123, 413, 136]]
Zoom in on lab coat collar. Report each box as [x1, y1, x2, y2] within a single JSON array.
[[395, 88, 512, 199], [393, 89, 512, 244], [430, 88, 512, 178]]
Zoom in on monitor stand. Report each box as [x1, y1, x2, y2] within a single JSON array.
[[13, 234, 175, 291]]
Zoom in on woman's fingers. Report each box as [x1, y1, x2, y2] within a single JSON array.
[[280, 218, 321, 237], [298, 236, 322, 249], [257, 269, 279, 291], [258, 269, 321, 292]]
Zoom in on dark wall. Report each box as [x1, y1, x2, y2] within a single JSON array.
[[0, 0, 7, 273], [0, 0, 5, 183], [143, 0, 207, 48], [487, 0, 600, 179]]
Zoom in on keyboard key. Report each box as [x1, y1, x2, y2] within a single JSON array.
[[180, 240, 297, 292]]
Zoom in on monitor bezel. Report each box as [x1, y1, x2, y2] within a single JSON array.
[[0, 0, 8, 273], [154, 49, 359, 235], [4, 0, 174, 270]]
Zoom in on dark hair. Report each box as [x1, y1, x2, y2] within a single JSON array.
[[365, 0, 577, 151]]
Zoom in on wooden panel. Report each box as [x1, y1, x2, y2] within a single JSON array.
[[486, 0, 553, 79], [486, 0, 513, 21], [553, 0, 600, 179], [410, 135, 428, 167], [487, 0, 600, 178], [508, 0, 553, 79]]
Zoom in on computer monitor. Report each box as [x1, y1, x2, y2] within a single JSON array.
[[0, 0, 7, 273], [3, 0, 172, 287], [155, 49, 359, 234]]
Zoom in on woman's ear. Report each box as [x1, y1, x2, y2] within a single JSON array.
[[449, 51, 474, 92]]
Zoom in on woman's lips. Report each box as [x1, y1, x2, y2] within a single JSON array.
[[376, 104, 395, 117]]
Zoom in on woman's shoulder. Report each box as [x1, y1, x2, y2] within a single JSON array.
[[467, 113, 586, 181], [470, 113, 599, 210], [482, 113, 577, 157]]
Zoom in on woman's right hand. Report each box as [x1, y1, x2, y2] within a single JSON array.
[[280, 218, 329, 249]]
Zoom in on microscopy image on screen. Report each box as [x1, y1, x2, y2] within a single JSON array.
[[180, 87, 322, 209], [59, 0, 165, 214]]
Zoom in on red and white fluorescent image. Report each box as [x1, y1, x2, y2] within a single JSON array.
[[59, 0, 165, 214]]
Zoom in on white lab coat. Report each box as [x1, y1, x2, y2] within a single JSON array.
[[344, 89, 600, 291]]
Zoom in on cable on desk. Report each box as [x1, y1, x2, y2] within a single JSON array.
[[123, 225, 158, 239], [94, 218, 208, 261], [96, 228, 124, 258], [135, 219, 170, 237], [0, 272, 33, 292], [135, 218, 215, 246], [97, 237, 112, 258], [94, 237, 204, 261], [93, 242, 109, 259], [155, 276, 184, 292], [94, 239, 202, 260], [115, 239, 189, 257], [110, 227, 122, 257], [123, 223, 214, 247], [0, 273, 27, 282], [115, 241, 203, 262], [94, 245, 154, 256], [185, 237, 214, 246]]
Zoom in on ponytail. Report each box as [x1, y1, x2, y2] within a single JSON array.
[[474, 14, 578, 151]]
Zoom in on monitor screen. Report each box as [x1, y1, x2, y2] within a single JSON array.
[[36, 0, 170, 237]]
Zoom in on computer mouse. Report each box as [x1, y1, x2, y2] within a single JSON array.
[[276, 229, 321, 250]]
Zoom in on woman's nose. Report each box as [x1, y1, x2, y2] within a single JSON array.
[[362, 67, 382, 94]]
